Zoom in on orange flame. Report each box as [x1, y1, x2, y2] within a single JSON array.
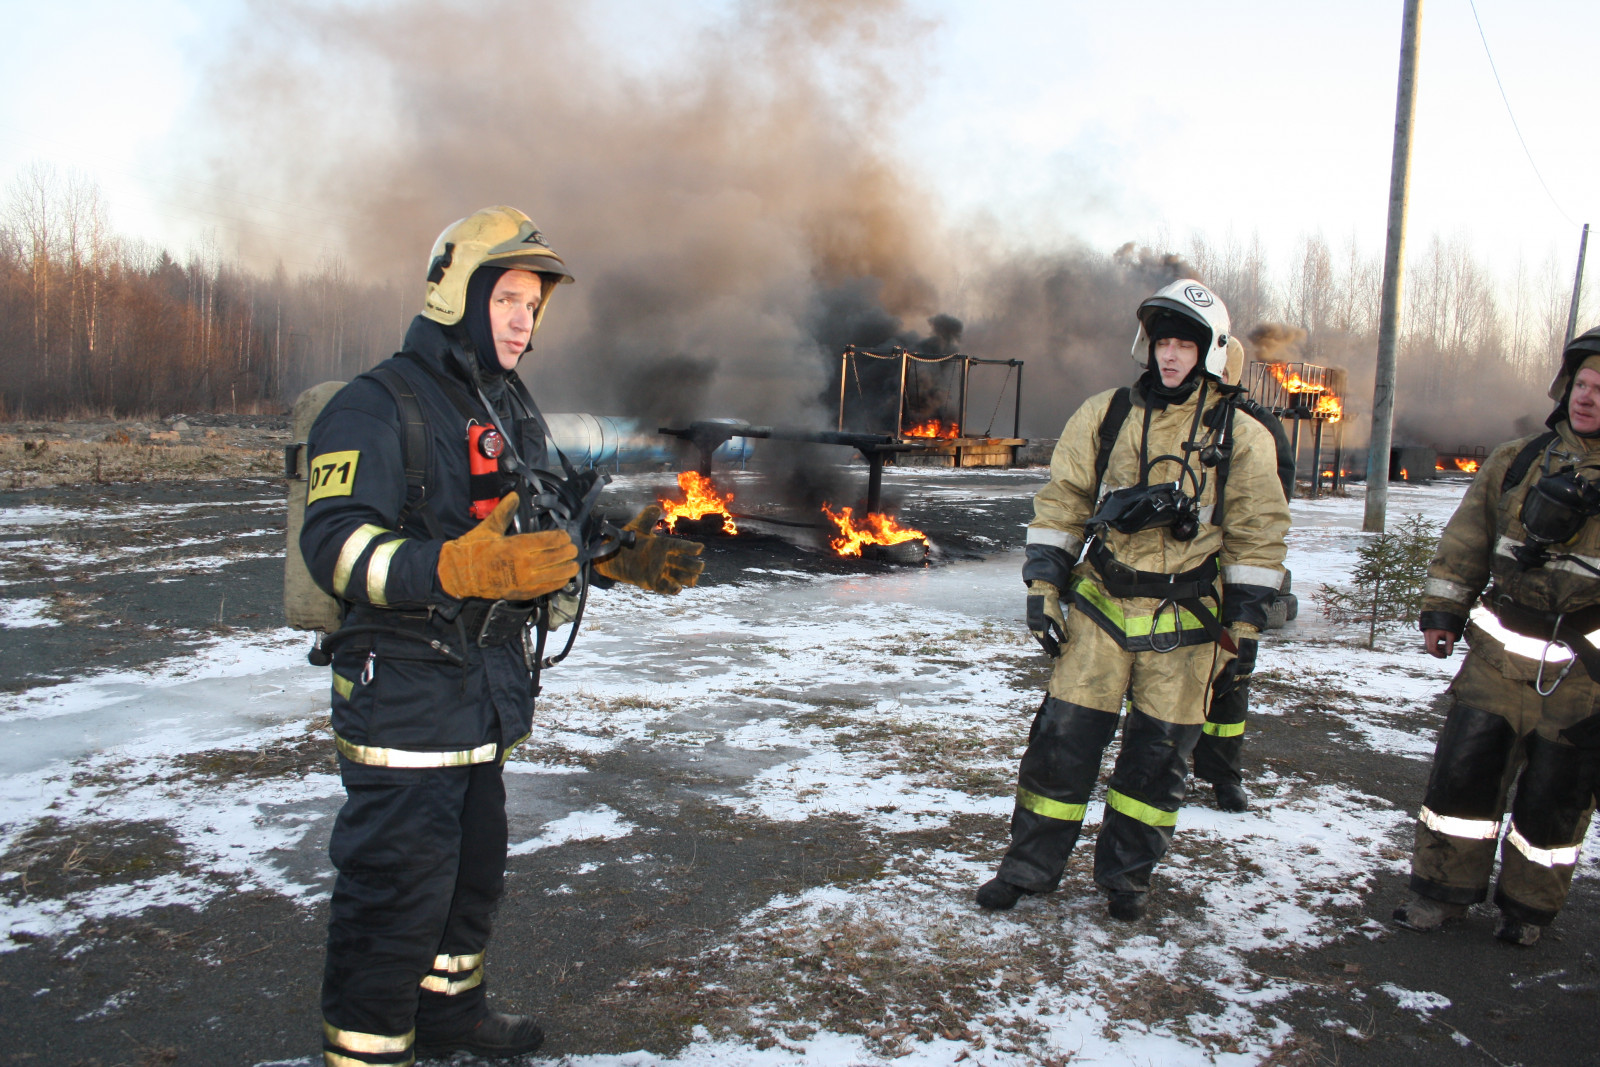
[[820, 503, 925, 557], [1455, 457, 1481, 473], [1400, 468, 1409, 480], [658, 471, 737, 534], [1313, 394, 1343, 423], [1267, 363, 1325, 394], [904, 418, 960, 439]]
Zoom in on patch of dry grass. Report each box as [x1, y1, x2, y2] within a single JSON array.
[[0, 817, 193, 900], [0, 434, 278, 489], [170, 717, 337, 783]]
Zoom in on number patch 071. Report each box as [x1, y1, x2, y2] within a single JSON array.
[[307, 451, 361, 503]]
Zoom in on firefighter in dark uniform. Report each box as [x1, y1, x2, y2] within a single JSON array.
[[976, 281, 1290, 921], [1191, 337, 1297, 812], [1394, 326, 1600, 948], [302, 206, 704, 1065]]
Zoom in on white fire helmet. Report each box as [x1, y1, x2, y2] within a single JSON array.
[[1130, 279, 1232, 379], [420, 206, 575, 331]]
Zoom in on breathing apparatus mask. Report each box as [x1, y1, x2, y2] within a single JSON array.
[[1088, 482, 1200, 541], [1515, 453, 1600, 569]]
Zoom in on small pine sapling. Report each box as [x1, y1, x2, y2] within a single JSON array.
[[1316, 513, 1442, 648]]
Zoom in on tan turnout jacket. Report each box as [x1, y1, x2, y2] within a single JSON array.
[[1027, 383, 1290, 639], [1422, 423, 1600, 671]]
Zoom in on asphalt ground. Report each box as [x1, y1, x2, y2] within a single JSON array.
[[0, 470, 1596, 1066]]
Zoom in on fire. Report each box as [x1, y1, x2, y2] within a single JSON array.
[[1267, 363, 1325, 394], [1455, 457, 1481, 473], [820, 502, 925, 557], [658, 471, 737, 534], [1313, 394, 1342, 423], [904, 418, 960, 439], [1400, 468, 1409, 481]]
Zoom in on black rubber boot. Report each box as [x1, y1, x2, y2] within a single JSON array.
[[1494, 913, 1542, 947], [1392, 897, 1468, 931], [415, 1011, 545, 1059], [1107, 890, 1146, 921], [1213, 781, 1249, 812], [975, 877, 1033, 911]]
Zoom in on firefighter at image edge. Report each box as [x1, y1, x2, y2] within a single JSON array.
[[977, 279, 1291, 921], [300, 206, 704, 1065], [1394, 324, 1600, 948]]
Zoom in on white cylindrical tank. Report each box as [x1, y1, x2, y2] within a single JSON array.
[[543, 415, 754, 469]]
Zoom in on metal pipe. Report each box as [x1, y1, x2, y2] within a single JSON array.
[[896, 351, 909, 438], [1311, 418, 1325, 499], [1290, 416, 1303, 499], [867, 454, 884, 514], [958, 356, 970, 438], [1013, 361, 1023, 439], [837, 348, 851, 432]]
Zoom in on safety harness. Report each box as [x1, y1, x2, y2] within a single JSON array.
[[1468, 430, 1600, 693], [1077, 381, 1285, 654]]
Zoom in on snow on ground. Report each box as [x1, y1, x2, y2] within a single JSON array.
[[0, 476, 1489, 1064]]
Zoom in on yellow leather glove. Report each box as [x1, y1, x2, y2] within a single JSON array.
[[595, 505, 705, 595], [437, 493, 579, 601]]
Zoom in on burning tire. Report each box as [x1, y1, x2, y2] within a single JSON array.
[[669, 513, 735, 538], [861, 537, 928, 564]]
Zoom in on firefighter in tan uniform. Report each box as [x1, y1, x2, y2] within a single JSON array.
[[977, 281, 1290, 920], [1395, 326, 1600, 947]]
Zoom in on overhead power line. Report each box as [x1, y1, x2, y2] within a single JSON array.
[[1466, 0, 1578, 227]]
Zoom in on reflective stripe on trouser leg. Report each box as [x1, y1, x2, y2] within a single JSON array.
[[322, 760, 475, 1051], [416, 761, 507, 1037], [1495, 732, 1598, 926], [322, 1021, 414, 1067], [1094, 707, 1201, 895], [1409, 699, 1519, 905], [996, 697, 1121, 893], [1194, 681, 1247, 787]]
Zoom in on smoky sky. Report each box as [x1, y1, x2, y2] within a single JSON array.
[[190, 0, 1540, 449]]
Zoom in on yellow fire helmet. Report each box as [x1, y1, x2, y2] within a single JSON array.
[[1130, 279, 1232, 379], [420, 206, 575, 330], [1547, 325, 1600, 401]]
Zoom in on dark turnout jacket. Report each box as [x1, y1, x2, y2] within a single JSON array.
[[301, 315, 552, 763]]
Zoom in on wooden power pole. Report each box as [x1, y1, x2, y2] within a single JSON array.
[[1364, 0, 1424, 534]]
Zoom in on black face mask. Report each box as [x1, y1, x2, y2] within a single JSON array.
[[1137, 367, 1202, 408]]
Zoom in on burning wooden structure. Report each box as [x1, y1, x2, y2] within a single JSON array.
[[837, 347, 1026, 468], [1242, 361, 1348, 498]]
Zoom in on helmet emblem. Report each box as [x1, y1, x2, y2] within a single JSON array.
[[1184, 285, 1213, 307], [521, 228, 549, 248]]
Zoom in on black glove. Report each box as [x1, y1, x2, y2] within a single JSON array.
[[1026, 579, 1068, 658], [1214, 631, 1258, 697]]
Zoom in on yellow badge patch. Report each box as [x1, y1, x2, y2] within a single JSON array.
[[307, 450, 361, 503]]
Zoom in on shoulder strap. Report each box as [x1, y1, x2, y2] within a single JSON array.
[[368, 361, 442, 538], [1093, 387, 1134, 500], [1502, 431, 1558, 494], [1234, 397, 1296, 501]]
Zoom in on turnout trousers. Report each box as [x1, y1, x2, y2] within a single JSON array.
[[321, 757, 508, 1066], [1409, 646, 1600, 927], [996, 606, 1216, 897], [1193, 680, 1248, 788]]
